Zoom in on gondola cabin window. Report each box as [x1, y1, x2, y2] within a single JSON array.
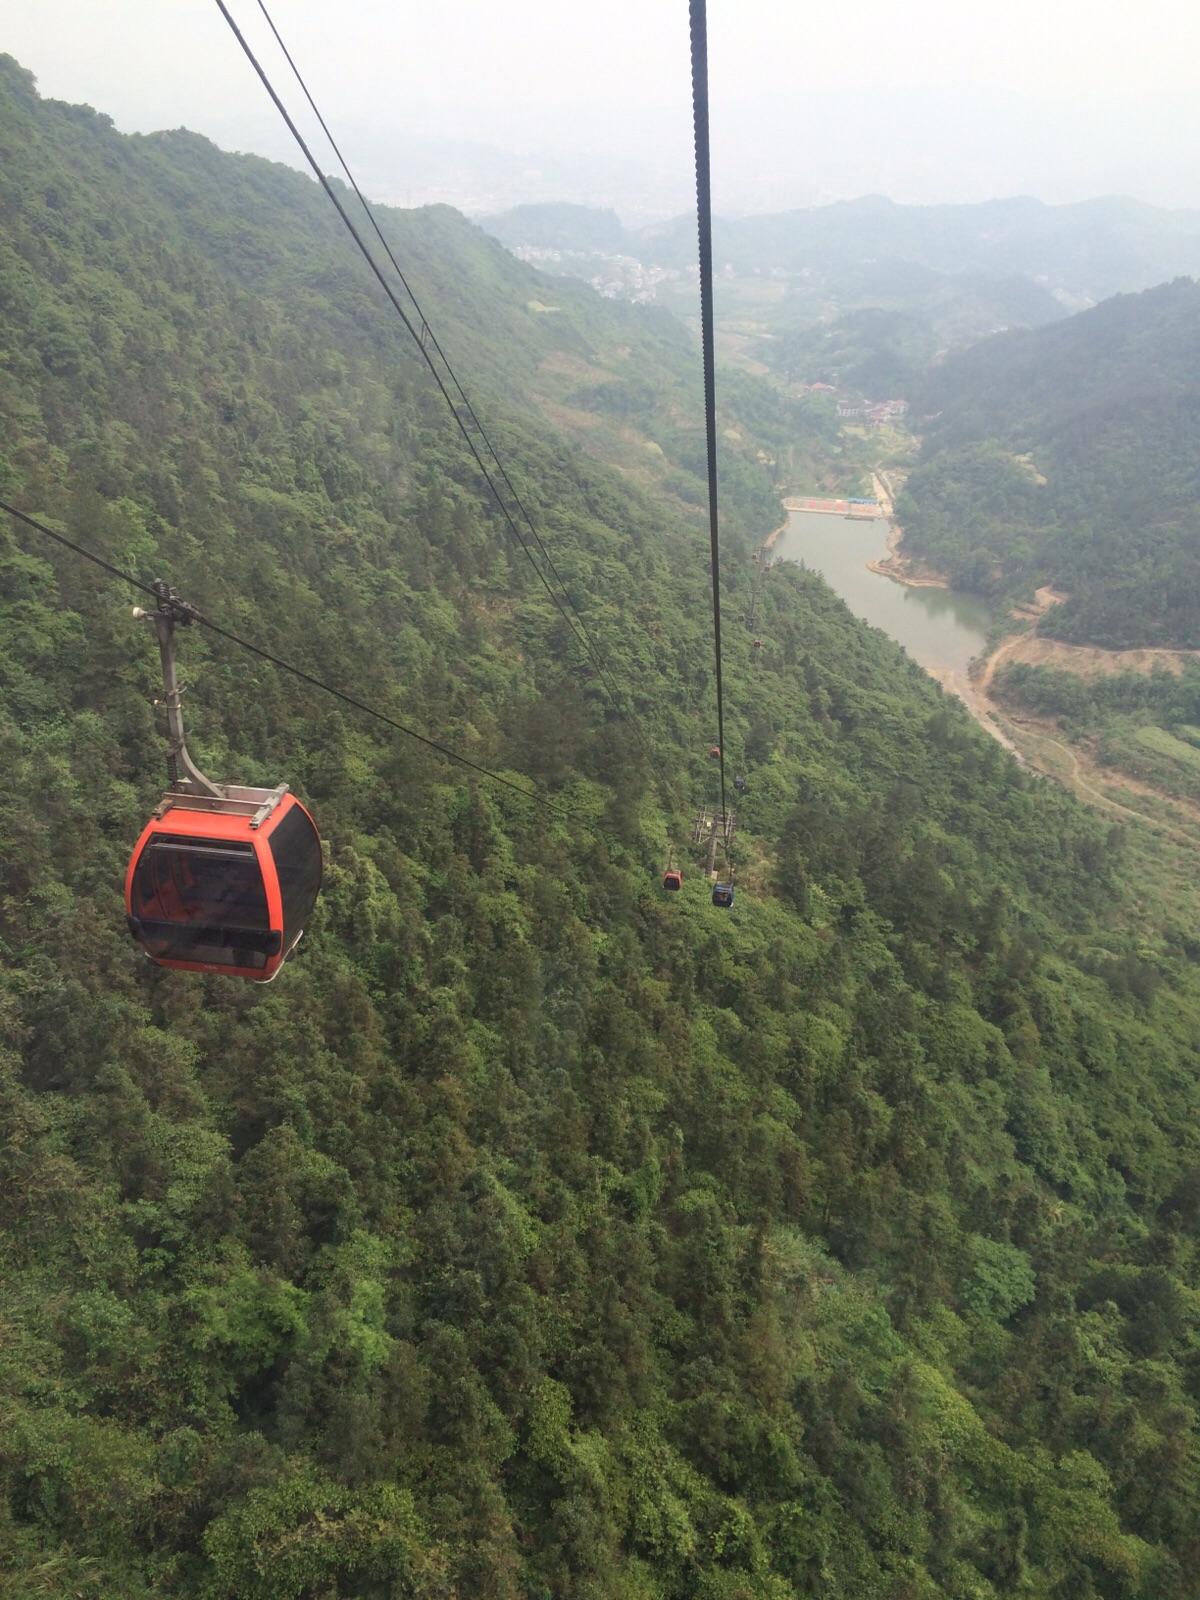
[[129, 836, 275, 971]]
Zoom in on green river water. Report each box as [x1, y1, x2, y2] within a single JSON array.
[[774, 510, 993, 680]]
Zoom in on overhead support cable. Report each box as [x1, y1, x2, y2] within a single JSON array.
[[217, 0, 684, 822], [215, 0, 635, 733], [251, 1, 575, 619], [688, 0, 732, 861], [0, 496, 567, 814], [0, 498, 160, 601]]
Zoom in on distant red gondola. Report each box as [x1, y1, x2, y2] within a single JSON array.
[[663, 867, 683, 891], [708, 744, 721, 760]]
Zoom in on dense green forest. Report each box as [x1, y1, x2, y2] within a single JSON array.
[[899, 279, 1200, 647], [5, 56, 1200, 1599]]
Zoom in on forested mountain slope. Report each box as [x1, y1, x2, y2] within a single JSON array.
[[4, 56, 1200, 1600], [770, 308, 939, 398], [899, 278, 1200, 646]]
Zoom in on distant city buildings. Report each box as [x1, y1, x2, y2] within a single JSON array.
[[866, 398, 909, 427], [834, 395, 909, 425], [510, 244, 685, 303]]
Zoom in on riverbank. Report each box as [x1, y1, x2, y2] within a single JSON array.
[[860, 468, 955, 589], [762, 515, 788, 553], [769, 497, 996, 697], [924, 664, 1022, 756], [774, 487, 1021, 751], [778, 482, 1200, 827], [783, 494, 885, 519], [865, 520, 951, 589]]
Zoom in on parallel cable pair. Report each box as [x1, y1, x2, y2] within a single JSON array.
[[5, 8, 733, 855], [216, 0, 687, 832], [216, 1, 655, 766]]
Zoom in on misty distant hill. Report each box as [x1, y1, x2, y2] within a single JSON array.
[[900, 276, 1200, 647], [764, 274, 1065, 395], [481, 201, 630, 254], [486, 193, 1200, 304], [481, 195, 1200, 387]]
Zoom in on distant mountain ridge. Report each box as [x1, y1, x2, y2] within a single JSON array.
[[483, 192, 1200, 305], [482, 194, 1200, 385], [900, 277, 1200, 646]]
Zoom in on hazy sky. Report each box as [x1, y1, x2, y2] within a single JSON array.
[[6, 0, 1200, 215]]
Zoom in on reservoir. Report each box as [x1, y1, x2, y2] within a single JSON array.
[[773, 510, 992, 681]]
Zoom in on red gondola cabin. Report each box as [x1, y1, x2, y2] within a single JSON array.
[[125, 786, 322, 982], [663, 867, 683, 891]]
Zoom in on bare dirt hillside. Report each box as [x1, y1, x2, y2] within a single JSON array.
[[987, 634, 1200, 685]]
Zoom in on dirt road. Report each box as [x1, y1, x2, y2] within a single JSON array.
[[1006, 714, 1200, 844], [969, 614, 1200, 838], [978, 630, 1030, 695], [984, 632, 1200, 687], [871, 470, 896, 518]]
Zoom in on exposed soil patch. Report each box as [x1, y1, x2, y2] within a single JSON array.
[[1011, 586, 1068, 620], [986, 633, 1200, 686], [972, 610, 1200, 835]]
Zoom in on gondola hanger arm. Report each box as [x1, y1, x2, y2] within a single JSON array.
[[133, 580, 224, 801]]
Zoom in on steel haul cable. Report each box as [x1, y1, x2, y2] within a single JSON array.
[[688, 0, 732, 867], [0, 496, 566, 814]]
